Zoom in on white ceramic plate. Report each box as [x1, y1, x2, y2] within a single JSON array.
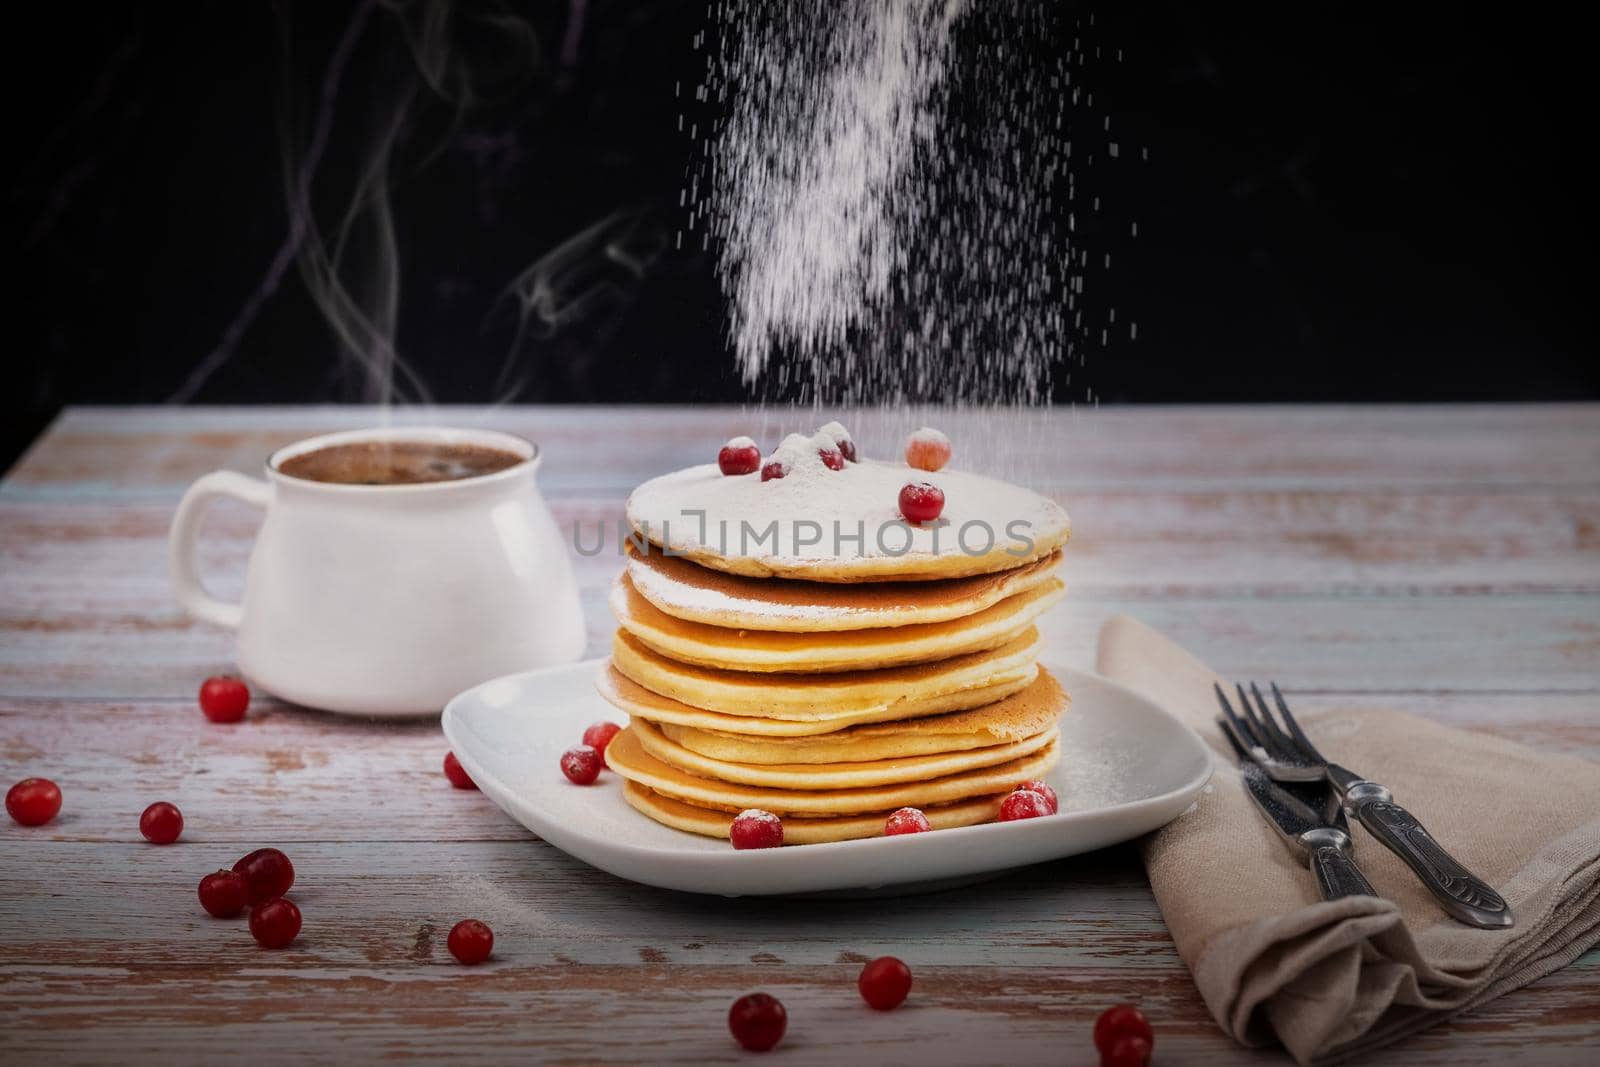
[[442, 659, 1212, 897]]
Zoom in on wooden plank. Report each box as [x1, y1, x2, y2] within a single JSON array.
[[4, 693, 1595, 847], [0, 842, 1594, 1065], [7, 404, 1600, 496]]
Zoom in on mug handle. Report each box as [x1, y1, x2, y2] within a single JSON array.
[[168, 471, 273, 629]]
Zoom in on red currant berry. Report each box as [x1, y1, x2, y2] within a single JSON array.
[[234, 847, 295, 904], [819, 421, 858, 462], [730, 808, 783, 849], [5, 777, 62, 827], [1103, 1035, 1153, 1067], [443, 751, 477, 790], [837, 439, 858, 463], [760, 460, 787, 482], [581, 721, 623, 767], [818, 446, 845, 471], [249, 897, 302, 949], [884, 807, 932, 835], [1017, 779, 1059, 814], [1094, 1004, 1154, 1058], [447, 918, 495, 964], [139, 801, 184, 844], [905, 428, 951, 472], [858, 956, 913, 1010], [999, 789, 1053, 822], [199, 676, 250, 723], [718, 437, 762, 476], [197, 869, 250, 918], [898, 482, 945, 524], [561, 745, 603, 785], [728, 992, 787, 1052]]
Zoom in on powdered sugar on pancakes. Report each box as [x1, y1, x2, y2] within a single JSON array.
[[625, 456, 1069, 581]]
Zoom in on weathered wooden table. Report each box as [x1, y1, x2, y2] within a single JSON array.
[[2, 405, 1597, 1064]]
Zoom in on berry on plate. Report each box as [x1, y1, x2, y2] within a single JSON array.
[[730, 808, 783, 850], [858, 956, 913, 1010], [884, 807, 932, 835], [728, 992, 787, 1051], [561, 745, 603, 784], [199, 676, 250, 723], [1016, 779, 1059, 814], [818, 420, 858, 462], [5, 777, 62, 827], [999, 789, 1053, 822], [139, 801, 184, 844], [760, 460, 787, 482], [581, 722, 623, 767]]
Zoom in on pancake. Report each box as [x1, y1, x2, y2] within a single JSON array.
[[625, 459, 1071, 582], [631, 714, 1059, 789], [605, 725, 1061, 817], [611, 570, 1064, 673], [657, 668, 1068, 764], [626, 541, 1064, 632], [623, 781, 1005, 844], [609, 627, 1043, 723], [597, 662, 1039, 738]]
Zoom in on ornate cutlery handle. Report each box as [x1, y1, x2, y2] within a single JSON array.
[[1301, 827, 1377, 901], [1345, 783, 1514, 928]]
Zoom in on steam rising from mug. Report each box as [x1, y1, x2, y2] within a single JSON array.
[[170, 0, 650, 407]]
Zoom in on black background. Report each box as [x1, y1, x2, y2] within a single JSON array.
[[6, 2, 1592, 470]]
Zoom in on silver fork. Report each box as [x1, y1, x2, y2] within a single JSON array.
[[1216, 682, 1514, 929]]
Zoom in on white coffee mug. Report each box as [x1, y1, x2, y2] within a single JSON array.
[[169, 427, 586, 716]]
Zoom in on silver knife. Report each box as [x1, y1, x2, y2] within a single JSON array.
[[1224, 728, 1377, 901]]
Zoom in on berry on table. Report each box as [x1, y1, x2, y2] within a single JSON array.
[[728, 992, 787, 1052], [898, 482, 945, 524], [760, 460, 787, 482], [581, 722, 623, 767], [1094, 1004, 1154, 1059], [718, 436, 762, 476], [905, 427, 951, 472], [999, 789, 1053, 822], [447, 919, 494, 964], [6, 777, 62, 827], [249, 897, 302, 949], [884, 807, 932, 835], [139, 801, 184, 844], [197, 869, 250, 918], [561, 745, 603, 785], [234, 847, 296, 904], [199, 676, 250, 723], [443, 751, 477, 790], [858, 956, 913, 1010], [1103, 1035, 1152, 1067], [1017, 779, 1059, 814], [730, 808, 783, 850]]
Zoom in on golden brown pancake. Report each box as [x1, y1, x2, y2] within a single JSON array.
[[625, 542, 1064, 632], [597, 662, 1040, 738], [610, 571, 1063, 673], [605, 725, 1060, 817], [656, 668, 1068, 764], [623, 781, 1005, 843], [609, 627, 1043, 722]]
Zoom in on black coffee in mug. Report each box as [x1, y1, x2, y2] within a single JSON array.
[[276, 440, 524, 485]]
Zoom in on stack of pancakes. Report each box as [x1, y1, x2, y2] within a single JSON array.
[[598, 442, 1072, 845]]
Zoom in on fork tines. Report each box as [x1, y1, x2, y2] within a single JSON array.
[[1214, 681, 1326, 766]]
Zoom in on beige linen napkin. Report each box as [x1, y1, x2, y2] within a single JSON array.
[[1095, 615, 1600, 1064]]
